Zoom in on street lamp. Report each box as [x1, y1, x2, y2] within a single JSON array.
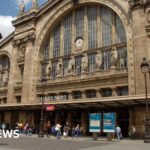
[[39, 76, 47, 137], [140, 57, 150, 143]]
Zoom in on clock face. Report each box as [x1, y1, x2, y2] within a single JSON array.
[[75, 38, 83, 49]]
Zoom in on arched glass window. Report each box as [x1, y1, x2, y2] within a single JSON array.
[[0, 55, 10, 86], [42, 5, 127, 78]]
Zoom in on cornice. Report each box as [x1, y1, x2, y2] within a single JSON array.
[[129, 0, 150, 10], [12, 33, 36, 47], [0, 32, 14, 48]]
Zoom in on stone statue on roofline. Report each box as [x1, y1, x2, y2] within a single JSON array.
[[19, 0, 25, 15], [32, 0, 38, 9]]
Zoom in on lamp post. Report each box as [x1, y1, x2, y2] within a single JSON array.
[[38, 76, 47, 137], [140, 58, 150, 143]]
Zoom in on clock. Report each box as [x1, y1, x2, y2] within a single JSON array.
[[75, 37, 83, 49]]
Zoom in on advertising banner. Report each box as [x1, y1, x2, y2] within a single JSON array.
[[89, 113, 101, 132], [103, 113, 116, 133]]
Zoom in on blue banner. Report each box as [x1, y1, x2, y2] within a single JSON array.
[[103, 113, 116, 133], [89, 113, 101, 132]]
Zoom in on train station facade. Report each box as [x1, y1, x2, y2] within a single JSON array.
[[0, 0, 150, 138]]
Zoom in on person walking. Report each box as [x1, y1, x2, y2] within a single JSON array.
[[55, 123, 61, 139], [75, 124, 80, 138], [129, 125, 136, 139], [116, 125, 122, 140]]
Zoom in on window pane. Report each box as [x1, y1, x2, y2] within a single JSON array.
[[63, 59, 69, 76], [101, 50, 111, 70], [101, 7, 112, 46], [75, 8, 84, 38], [43, 41, 49, 60], [88, 53, 96, 73], [63, 15, 72, 56], [117, 86, 128, 96], [52, 25, 61, 58], [88, 7, 97, 49], [115, 15, 126, 43]]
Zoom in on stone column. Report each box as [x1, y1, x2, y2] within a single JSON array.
[[7, 41, 19, 103], [96, 89, 101, 98], [55, 111, 61, 124], [4, 111, 11, 123], [67, 111, 73, 127], [81, 90, 86, 99], [81, 111, 88, 135], [68, 91, 73, 100], [112, 87, 117, 96], [21, 35, 36, 103]]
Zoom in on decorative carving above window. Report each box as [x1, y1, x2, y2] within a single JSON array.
[[129, 0, 144, 9], [18, 44, 26, 61], [129, 0, 150, 9]]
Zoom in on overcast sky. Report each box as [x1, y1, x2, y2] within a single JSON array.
[[0, 0, 47, 41]]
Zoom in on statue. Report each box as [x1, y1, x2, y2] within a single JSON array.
[[56, 62, 62, 77], [68, 58, 74, 75], [95, 52, 102, 70], [45, 63, 51, 77], [32, 0, 38, 8], [81, 54, 88, 73], [111, 48, 118, 67], [19, 0, 25, 15], [2, 70, 9, 86]]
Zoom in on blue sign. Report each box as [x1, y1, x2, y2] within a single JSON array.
[[103, 113, 116, 133], [89, 113, 101, 132]]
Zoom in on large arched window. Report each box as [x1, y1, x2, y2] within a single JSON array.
[[42, 5, 127, 78], [0, 55, 10, 86]]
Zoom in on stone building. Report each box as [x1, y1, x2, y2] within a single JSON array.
[[0, 0, 150, 137]]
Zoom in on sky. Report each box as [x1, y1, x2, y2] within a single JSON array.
[[0, 0, 47, 41]]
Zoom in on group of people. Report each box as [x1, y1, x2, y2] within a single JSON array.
[[46, 121, 81, 139], [115, 125, 136, 140]]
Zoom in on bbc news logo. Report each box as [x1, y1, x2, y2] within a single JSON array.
[[0, 130, 20, 138]]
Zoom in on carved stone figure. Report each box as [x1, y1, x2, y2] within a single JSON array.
[[81, 54, 88, 73], [111, 48, 118, 67], [2, 70, 9, 86], [19, 45, 26, 59], [32, 0, 38, 8], [45, 63, 51, 77], [95, 52, 102, 70], [56, 62, 62, 77], [68, 58, 74, 75], [19, 0, 25, 15]]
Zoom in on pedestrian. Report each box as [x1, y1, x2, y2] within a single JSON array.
[[46, 121, 51, 138], [75, 124, 80, 138], [71, 126, 75, 138], [2, 123, 6, 131], [116, 125, 122, 140], [55, 123, 61, 139], [129, 125, 136, 139]]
